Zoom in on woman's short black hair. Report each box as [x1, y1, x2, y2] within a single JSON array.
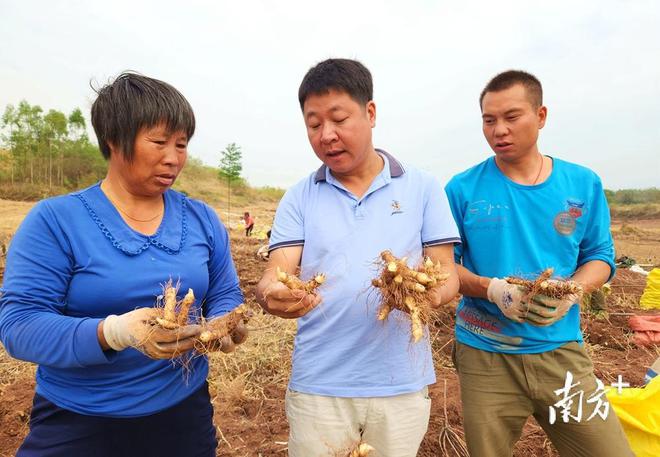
[[298, 58, 373, 110], [91, 72, 195, 160]]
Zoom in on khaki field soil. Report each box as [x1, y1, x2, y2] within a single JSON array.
[[0, 198, 658, 457]]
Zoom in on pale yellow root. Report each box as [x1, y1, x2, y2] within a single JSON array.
[[506, 268, 582, 300], [177, 289, 195, 325], [372, 251, 450, 343], [156, 283, 179, 329], [198, 304, 251, 343], [276, 267, 326, 294], [348, 443, 375, 457], [404, 296, 424, 342]]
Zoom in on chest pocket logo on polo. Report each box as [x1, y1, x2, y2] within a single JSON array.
[[553, 198, 586, 236], [391, 200, 403, 215]]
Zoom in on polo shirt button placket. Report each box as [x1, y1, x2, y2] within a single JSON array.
[[354, 201, 365, 219]]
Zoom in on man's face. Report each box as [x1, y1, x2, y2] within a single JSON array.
[[302, 89, 376, 176], [481, 84, 547, 163]]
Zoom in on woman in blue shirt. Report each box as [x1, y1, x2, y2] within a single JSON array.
[[0, 73, 245, 456]]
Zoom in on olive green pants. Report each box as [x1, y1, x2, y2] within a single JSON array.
[[454, 341, 634, 457]]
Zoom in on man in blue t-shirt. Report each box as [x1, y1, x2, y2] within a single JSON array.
[[445, 70, 633, 456], [256, 59, 460, 457]]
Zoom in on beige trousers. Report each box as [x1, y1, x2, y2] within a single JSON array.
[[285, 387, 431, 457]]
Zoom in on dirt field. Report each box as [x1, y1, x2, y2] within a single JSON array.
[[0, 199, 658, 457]]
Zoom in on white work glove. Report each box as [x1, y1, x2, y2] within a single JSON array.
[[486, 278, 527, 323], [527, 282, 582, 326], [103, 308, 201, 359]]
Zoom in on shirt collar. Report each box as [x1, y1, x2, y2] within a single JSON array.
[[76, 183, 185, 256], [313, 148, 405, 184]]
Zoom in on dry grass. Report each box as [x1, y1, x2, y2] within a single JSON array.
[[207, 305, 296, 405]]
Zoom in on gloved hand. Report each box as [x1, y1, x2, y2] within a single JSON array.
[[486, 278, 527, 323], [102, 308, 201, 359], [198, 319, 249, 353], [527, 283, 582, 326]]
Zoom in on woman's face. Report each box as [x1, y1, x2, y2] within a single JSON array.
[[111, 124, 188, 197]]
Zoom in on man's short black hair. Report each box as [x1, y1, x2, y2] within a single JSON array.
[[91, 72, 195, 160], [298, 58, 373, 110], [479, 70, 543, 110]]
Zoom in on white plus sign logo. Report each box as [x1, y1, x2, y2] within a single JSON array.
[[610, 375, 629, 394]]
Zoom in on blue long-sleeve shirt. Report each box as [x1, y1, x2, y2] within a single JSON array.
[[0, 183, 243, 417]]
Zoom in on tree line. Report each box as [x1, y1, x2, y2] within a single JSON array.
[[0, 100, 105, 193], [605, 188, 660, 205]]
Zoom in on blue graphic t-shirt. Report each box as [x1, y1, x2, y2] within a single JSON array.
[[445, 156, 615, 353]]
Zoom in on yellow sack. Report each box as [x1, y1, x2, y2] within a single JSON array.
[[607, 376, 660, 457], [640, 268, 660, 310]]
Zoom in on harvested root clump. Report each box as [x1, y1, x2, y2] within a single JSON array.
[[276, 267, 326, 294], [371, 250, 449, 342], [154, 281, 196, 329], [506, 268, 582, 301], [196, 304, 253, 353], [348, 442, 375, 457]]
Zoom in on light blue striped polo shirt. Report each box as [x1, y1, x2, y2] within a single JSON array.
[[270, 150, 460, 397]]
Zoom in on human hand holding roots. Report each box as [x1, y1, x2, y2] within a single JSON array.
[[276, 267, 326, 294], [371, 250, 450, 342], [505, 268, 583, 325], [505, 268, 582, 300], [261, 267, 325, 318], [152, 282, 252, 356]]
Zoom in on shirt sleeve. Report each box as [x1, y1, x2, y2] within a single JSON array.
[[269, 185, 305, 252], [444, 178, 466, 264], [0, 200, 111, 368], [577, 175, 616, 280], [421, 175, 461, 248], [202, 205, 244, 319]]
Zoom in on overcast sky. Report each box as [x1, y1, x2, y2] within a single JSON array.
[[1, 0, 658, 190]]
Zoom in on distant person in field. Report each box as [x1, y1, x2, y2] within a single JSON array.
[[256, 229, 272, 261], [256, 58, 460, 457], [0, 73, 247, 457], [243, 211, 254, 236], [445, 70, 633, 457]]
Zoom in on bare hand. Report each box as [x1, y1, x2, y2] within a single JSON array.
[[261, 281, 321, 318]]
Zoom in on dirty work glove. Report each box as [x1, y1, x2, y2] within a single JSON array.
[[527, 283, 582, 326], [199, 319, 249, 354], [487, 278, 527, 323], [103, 308, 201, 359]]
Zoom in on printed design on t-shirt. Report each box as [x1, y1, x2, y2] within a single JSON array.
[[566, 198, 585, 219], [466, 200, 511, 231], [457, 305, 523, 347], [391, 200, 403, 215], [553, 198, 585, 236]]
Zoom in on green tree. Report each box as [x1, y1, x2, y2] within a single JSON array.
[[43, 109, 68, 188], [218, 143, 243, 222]]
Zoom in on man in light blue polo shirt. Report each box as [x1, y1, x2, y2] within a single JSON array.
[[256, 58, 460, 457]]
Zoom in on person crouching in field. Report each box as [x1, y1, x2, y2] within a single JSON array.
[[243, 211, 255, 236], [256, 58, 461, 457], [445, 70, 633, 457], [0, 73, 246, 457]]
